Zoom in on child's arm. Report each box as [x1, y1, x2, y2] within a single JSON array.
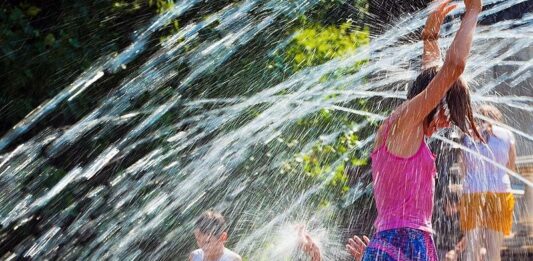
[[507, 140, 517, 172], [422, 0, 457, 69], [397, 0, 481, 129]]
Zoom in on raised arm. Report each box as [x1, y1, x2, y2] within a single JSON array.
[[507, 139, 517, 173], [398, 0, 481, 128], [422, 0, 457, 69]]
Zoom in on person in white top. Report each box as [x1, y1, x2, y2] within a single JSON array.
[[459, 104, 517, 261], [189, 211, 242, 261]]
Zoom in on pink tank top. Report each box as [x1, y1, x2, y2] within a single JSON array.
[[370, 116, 436, 233]]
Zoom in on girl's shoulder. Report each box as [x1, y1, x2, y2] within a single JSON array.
[[374, 113, 397, 146], [380, 107, 403, 131], [492, 126, 515, 145]]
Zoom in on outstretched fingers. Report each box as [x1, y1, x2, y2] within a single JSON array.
[[346, 235, 369, 261], [435, 0, 457, 18], [363, 235, 370, 245], [346, 243, 362, 258], [442, 3, 457, 16]]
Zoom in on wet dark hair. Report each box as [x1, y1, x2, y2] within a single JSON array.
[[478, 104, 503, 122], [445, 191, 460, 205], [195, 210, 227, 237], [408, 66, 483, 141]]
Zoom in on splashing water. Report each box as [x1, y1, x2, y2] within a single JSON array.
[[0, 0, 531, 260]]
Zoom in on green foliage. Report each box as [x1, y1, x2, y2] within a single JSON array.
[[147, 0, 180, 34], [281, 122, 367, 200], [148, 0, 175, 13], [0, 1, 379, 259], [285, 21, 369, 71], [271, 17, 371, 203]]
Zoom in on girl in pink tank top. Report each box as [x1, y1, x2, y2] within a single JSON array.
[[371, 115, 436, 234], [360, 1, 484, 260]]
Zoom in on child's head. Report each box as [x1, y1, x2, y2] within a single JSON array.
[[408, 66, 482, 140], [477, 104, 502, 126], [194, 210, 228, 253], [475, 104, 503, 137]]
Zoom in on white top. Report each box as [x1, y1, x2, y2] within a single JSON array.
[[462, 126, 515, 193], [190, 248, 242, 261]]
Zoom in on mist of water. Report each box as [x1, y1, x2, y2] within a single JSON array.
[[0, 0, 531, 260]]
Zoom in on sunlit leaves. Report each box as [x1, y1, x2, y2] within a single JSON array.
[[281, 124, 366, 200], [274, 18, 371, 203], [285, 21, 369, 71], [148, 0, 175, 13]]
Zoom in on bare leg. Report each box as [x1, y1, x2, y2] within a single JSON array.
[[465, 229, 483, 261], [484, 229, 503, 261]]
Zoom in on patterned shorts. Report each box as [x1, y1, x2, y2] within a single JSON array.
[[361, 228, 437, 261]]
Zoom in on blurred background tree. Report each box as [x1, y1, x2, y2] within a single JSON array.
[[0, 0, 374, 135], [0, 1, 179, 134]]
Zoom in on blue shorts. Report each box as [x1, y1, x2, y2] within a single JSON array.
[[362, 228, 437, 261]]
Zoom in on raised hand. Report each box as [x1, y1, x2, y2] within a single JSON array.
[[423, 0, 457, 40], [346, 235, 370, 261], [296, 225, 321, 261], [464, 0, 483, 13]]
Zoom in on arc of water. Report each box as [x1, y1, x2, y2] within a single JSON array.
[[0, 0, 201, 152], [67, 2, 328, 256], [1, 0, 531, 259]]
